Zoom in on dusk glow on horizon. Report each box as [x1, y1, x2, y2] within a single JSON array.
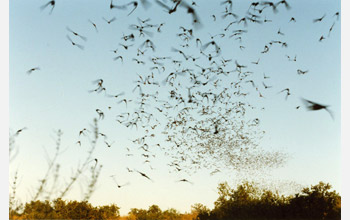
[[9, 0, 342, 216]]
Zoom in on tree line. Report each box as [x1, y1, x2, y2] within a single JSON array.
[[9, 181, 340, 220], [196, 181, 341, 220]]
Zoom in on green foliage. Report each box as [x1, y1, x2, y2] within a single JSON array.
[[11, 198, 120, 220], [191, 203, 210, 220], [9, 181, 340, 220], [204, 181, 341, 220], [9, 120, 106, 219], [288, 182, 341, 219], [128, 205, 183, 220]]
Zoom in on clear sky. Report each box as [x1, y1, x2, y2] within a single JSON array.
[[8, 0, 343, 216]]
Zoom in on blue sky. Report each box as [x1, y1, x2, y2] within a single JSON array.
[[7, 0, 346, 216]]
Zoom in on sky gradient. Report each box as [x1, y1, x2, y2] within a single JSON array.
[[8, 0, 344, 216]]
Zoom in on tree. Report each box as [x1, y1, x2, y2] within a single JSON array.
[[162, 208, 181, 220], [127, 205, 183, 220], [199, 181, 341, 220], [289, 181, 341, 219], [12, 199, 120, 219], [191, 203, 210, 220]]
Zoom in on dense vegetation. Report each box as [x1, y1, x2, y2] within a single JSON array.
[[9, 198, 120, 220], [9, 181, 340, 220], [197, 181, 341, 220]]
